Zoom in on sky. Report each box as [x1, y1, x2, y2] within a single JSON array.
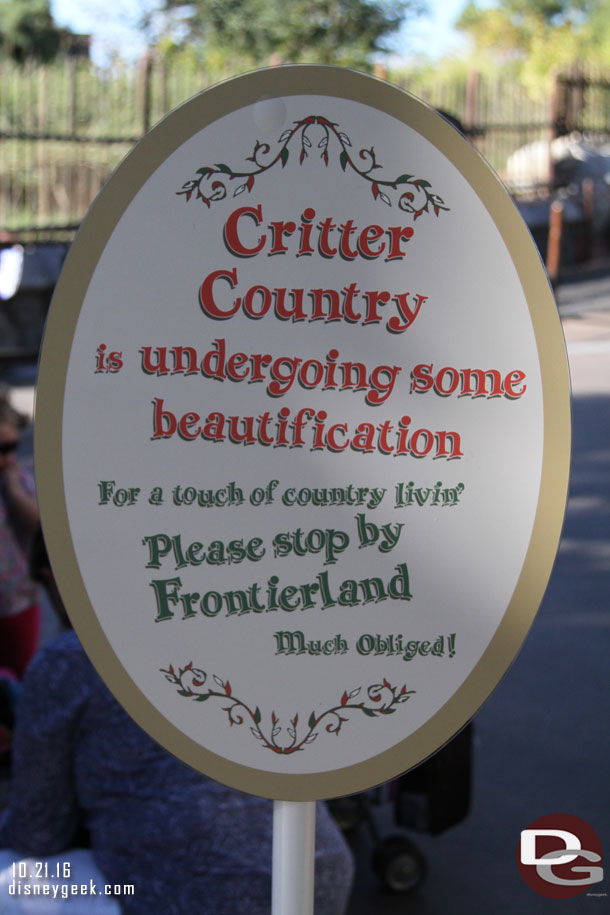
[[50, 0, 469, 67]]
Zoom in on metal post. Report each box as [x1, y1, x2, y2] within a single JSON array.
[[272, 800, 316, 915]]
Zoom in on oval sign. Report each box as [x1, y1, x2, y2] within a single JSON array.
[[36, 66, 570, 800]]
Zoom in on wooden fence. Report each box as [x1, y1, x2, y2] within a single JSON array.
[[1, 58, 609, 241]]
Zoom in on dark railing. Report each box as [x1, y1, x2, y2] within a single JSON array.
[[2, 58, 610, 241]]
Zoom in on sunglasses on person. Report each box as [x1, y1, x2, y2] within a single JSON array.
[[0, 441, 18, 455]]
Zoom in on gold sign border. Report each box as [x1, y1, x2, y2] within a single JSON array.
[[35, 65, 571, 800]]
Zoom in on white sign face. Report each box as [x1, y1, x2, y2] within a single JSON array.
[[36, 67, 570, 800]]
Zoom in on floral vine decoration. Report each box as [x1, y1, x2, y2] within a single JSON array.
[[177, 115, 449, 221], [161, 662, 415, 756]]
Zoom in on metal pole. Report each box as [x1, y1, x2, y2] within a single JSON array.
[[272, 800, 316, 915]]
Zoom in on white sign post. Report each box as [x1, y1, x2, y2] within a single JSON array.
[[35, 66, 570, 908], [272, 801, 316, 915]]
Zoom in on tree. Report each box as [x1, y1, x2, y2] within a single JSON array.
[[0, 0, 64, 63], [159, 0, 420, 69], [456, 0, 610, 78]]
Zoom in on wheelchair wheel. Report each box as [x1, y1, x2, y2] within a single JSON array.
[[371, 835, 428, 893]]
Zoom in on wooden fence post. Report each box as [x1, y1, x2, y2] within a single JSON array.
[[546, 199, 564, 285], [465, 70, 479, 138], [37, 66, 48, 223], [69, 56, 78, 137], [160, 55, 168, 118], [138, 53, 153, 135], [550, 72, 567, 190]]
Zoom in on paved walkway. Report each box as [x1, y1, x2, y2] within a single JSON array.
[[555, 259, 610, 317]]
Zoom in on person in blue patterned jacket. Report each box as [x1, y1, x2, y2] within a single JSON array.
[[0, 532, 354, 914]]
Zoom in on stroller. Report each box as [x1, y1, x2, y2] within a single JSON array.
[[328, 723, 473, 894]]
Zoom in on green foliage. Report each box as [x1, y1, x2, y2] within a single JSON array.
[[161, 0, 418, 69], [0, 0, 63, 63], [455, 0, 610, 85]]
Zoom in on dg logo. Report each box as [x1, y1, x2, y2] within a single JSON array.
[[518, 814, 604, 899]]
